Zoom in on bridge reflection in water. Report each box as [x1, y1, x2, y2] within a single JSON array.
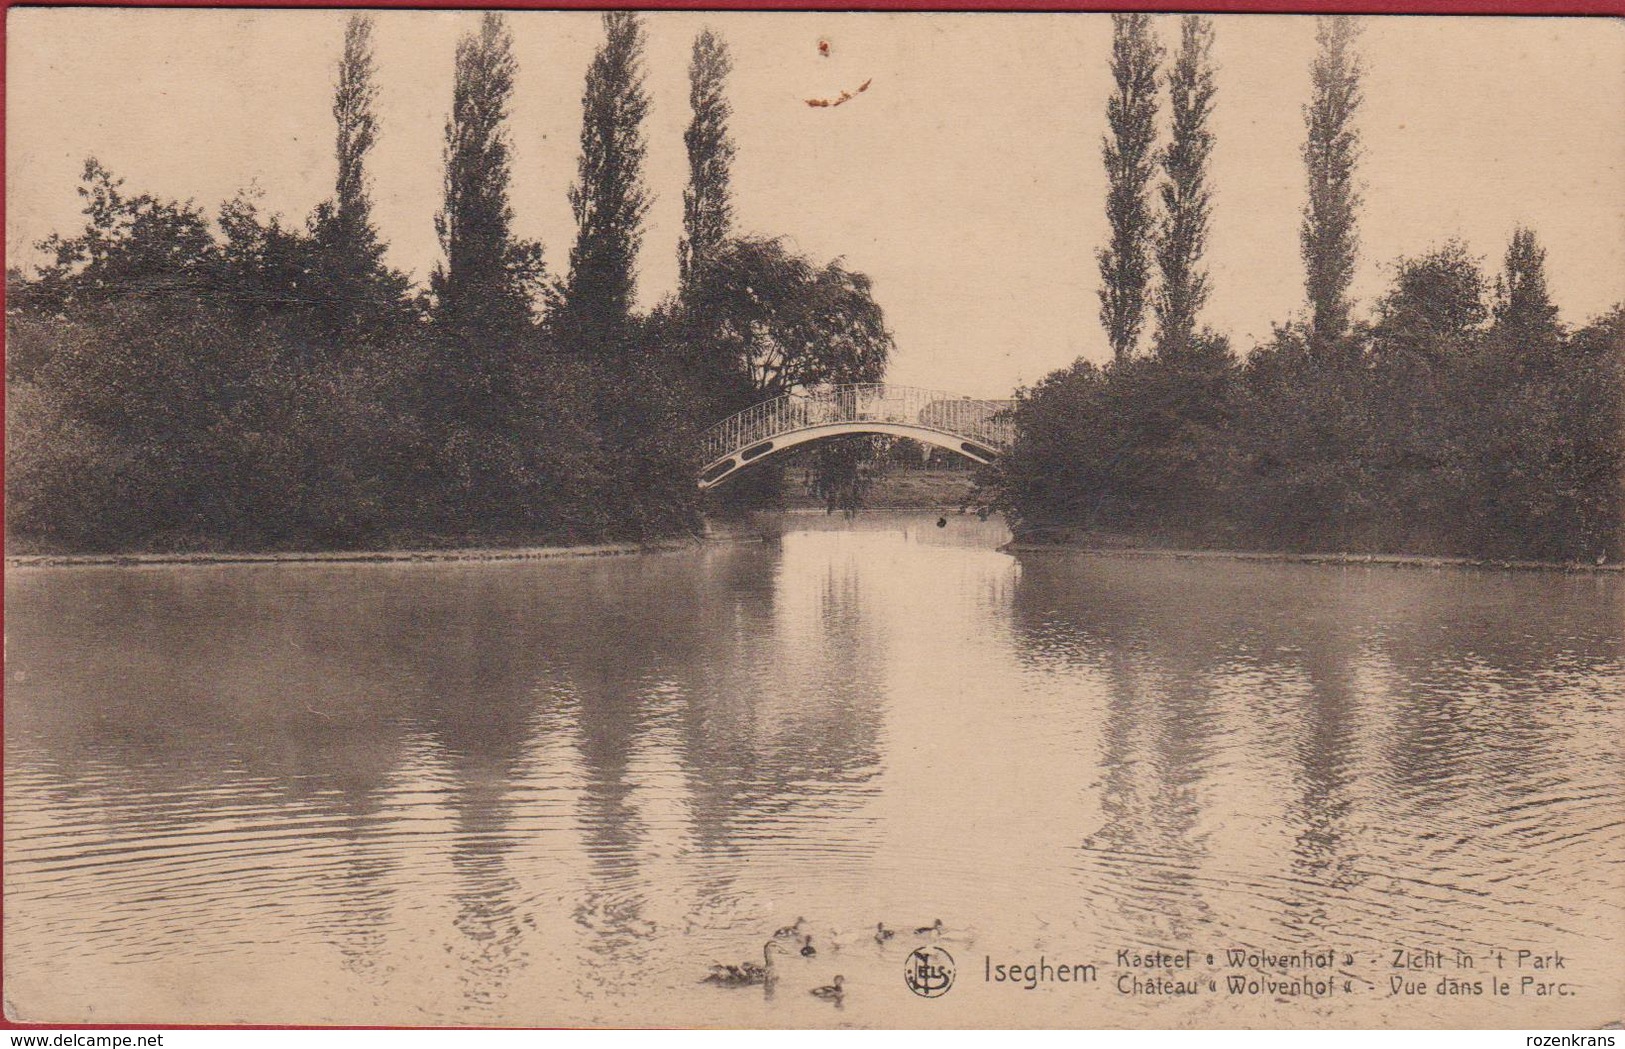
[[698, 383, 1015, 489]]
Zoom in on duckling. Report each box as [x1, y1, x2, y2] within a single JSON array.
[[704, 963, 741, 984], [810, 975, 845, 1001], [773, 916, 806, 940], [703, 940, 787, 986], [914, 918, 944, 936], [800, 934, 817, 957], [874, 922, 894, 944]]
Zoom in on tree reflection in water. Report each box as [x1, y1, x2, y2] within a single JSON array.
[[5, 529, 1619, 1026]]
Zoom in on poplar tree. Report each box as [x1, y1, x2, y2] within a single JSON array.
[[1301, 16, 1363, 354], [562, 11, 651, 355], [331, 14, 381, 261], [1153, 15, 1217, 358], [307, 13, 409, 342], [1493, 227, 1561, 342], [678, 28, 735, 293], [431, 13, 542, 334], [1097, 13, 1162, 363]]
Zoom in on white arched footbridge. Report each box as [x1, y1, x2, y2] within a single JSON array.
[[698, 383, 1015, 489]]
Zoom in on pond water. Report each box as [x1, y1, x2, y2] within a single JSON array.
[[5, 514, 1621, 1027]]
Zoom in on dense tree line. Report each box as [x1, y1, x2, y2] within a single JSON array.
[[992, 237, 1621, 562], [991, 15, 1621, 564], [6, 13, 892, 552]]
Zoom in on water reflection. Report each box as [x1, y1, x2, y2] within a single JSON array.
[[1009, 556, 1623, 974], [5, 522, 1621, 1027]]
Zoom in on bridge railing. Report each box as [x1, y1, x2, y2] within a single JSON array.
[[699, 383, 1015, 466]]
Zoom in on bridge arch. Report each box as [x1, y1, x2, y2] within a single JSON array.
[[698, 384, 1014, 490]]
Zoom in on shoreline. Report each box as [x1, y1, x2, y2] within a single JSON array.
[[3, 536, 718, 570], [1003, 538, 1623, 574], [7, 515, 1618, 575]]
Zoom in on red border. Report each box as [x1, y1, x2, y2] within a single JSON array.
[[1, 0, 1621, 1034], [3, 0, 1625, 14]]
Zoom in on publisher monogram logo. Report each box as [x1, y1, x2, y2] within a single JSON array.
[[904, 946, 956, 998]]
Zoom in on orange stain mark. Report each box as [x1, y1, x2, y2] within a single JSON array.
[[805, 77, 873, 109]]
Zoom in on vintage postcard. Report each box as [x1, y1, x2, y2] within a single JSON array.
[[4, 6, 1621, 1032]]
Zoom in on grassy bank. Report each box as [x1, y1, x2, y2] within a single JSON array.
[[3, 538, 716, 570], [1007, 527, 1623, 574]]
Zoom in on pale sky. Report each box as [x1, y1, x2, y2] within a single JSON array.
[[7, 10, 1622, 398]]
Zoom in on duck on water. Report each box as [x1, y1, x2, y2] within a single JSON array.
[[703, 940, 790, 987]]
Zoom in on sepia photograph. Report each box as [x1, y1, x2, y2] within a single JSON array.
[[3, 6, 1622, 1032]]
